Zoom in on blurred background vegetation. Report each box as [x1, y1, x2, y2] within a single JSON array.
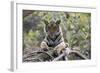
[[23, 10, 91, 59]]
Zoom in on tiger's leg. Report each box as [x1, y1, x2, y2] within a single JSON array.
[[54, 42, 66, 55], [40, 41, 49, 51]]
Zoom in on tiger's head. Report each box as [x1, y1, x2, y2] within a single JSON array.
[[44, 20, 61, 38]]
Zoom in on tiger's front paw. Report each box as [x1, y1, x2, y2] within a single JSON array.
[[54, 48, 62, 56]]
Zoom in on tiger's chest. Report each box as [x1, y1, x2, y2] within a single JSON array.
[[45, 32, 62, 47]]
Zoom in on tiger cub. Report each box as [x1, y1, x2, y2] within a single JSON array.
[[40, 20, 67, 55]]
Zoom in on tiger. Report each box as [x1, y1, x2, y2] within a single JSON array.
[[40, 20, 68, 55]]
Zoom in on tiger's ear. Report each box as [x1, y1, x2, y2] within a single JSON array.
[[43, 20, 48, 25], [56, 20, 61, 25]]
